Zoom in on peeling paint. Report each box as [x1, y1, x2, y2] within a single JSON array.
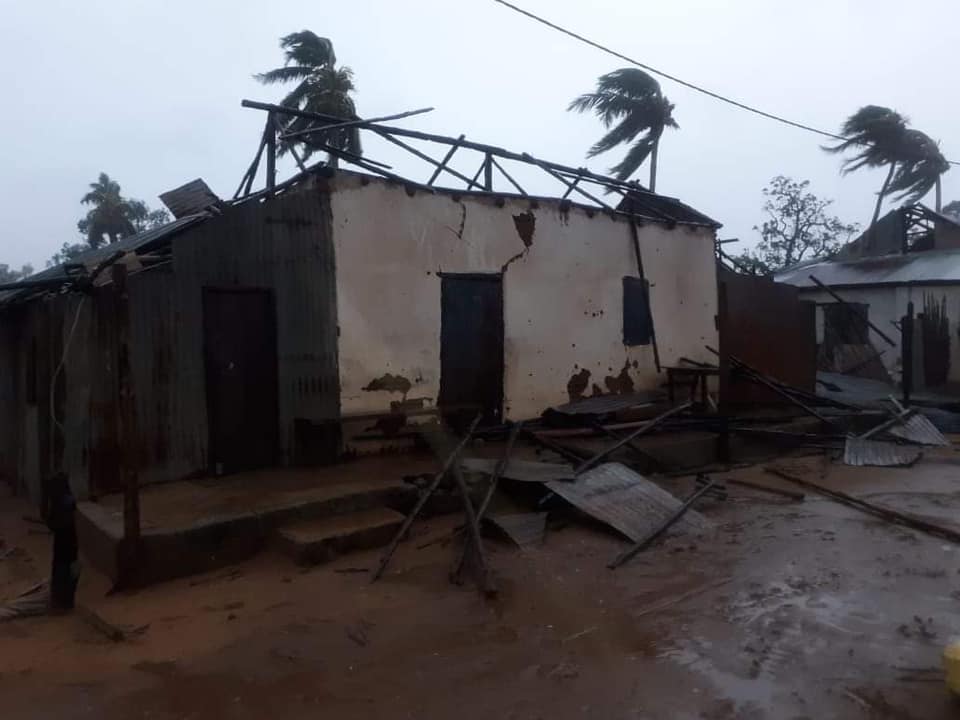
[[604, 362, 635, 394], [512, 211, 536, 247], [590, 383, 604, 397], [566, 368, 591, 402], [363, 373, 412, 397]]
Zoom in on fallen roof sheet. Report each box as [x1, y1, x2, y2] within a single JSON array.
[[545, 462, 711, 542], [486, 512, 548, 548], [888, 413, 949, 447], [843, 437, 922, 467], [548, 391, 663, 417], [461, 458, 575, 483]]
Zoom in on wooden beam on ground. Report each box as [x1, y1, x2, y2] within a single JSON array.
[[372, 415, 482, 582], [765, 467, 960, 544]]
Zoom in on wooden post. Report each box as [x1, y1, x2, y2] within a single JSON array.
[[901, 301, 914, 405], [112, 264, 140, 587], [483, 153, 493, 191], [265, 112, 277, 192]]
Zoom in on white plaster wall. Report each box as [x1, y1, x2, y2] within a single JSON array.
[[330, 175, 718, 421], [799, 284, 960, 384]]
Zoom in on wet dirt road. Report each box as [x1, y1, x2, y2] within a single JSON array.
[[3, 452, 960, 719]]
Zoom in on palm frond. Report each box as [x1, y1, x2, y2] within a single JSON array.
[[255, 66, 314, 85], [278, 31, 336, 68], [610, 137, 658, 181]]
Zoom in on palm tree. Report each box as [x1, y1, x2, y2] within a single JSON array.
[[568, 68, 677, 191], [255, 31, 360, 162], [823, 106, 908, 227], [77, 173, 136, 249], [886, 130, 949, 210]]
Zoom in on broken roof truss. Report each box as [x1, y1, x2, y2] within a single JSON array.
[[236, 99, 718, 228]]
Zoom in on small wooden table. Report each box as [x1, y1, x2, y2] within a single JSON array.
[[665, 366, 719, 406]]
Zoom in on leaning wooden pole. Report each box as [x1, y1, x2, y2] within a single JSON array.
[[112, 264, 140, 588]]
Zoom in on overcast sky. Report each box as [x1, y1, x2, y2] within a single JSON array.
[[2, 0, 958, 270]]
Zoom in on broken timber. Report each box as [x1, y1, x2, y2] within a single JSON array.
[[765, 468, 960, 544], [574, 402, 693, 475], [372, 414, 481, 582]]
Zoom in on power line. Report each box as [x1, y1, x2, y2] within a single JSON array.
[[491, 0, 960, 167]]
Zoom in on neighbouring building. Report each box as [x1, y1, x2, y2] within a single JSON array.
[[0, 160, 720, 507], [776, 204, 960, 388]]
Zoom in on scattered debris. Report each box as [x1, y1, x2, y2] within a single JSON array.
[[843, 437, 922, 467], [609, 477, 718, 569], [897, 615, 937, 641], [766, 467, 960, 544], [76, 604, 147, 643], [460, 458, 573, 483], [888, 412, 948, 446], [547, 462, 710, 548], [0, 582, 48, 622], [634, 577, 734, 618], [486, 512, 548, 548], [562, 625, 598, 643]]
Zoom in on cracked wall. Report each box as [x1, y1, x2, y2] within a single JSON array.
[[329, 174, 718, 421]]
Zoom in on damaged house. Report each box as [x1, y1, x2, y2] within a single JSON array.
[[776, 204, 960, 389], [0, 103, 720, 508]]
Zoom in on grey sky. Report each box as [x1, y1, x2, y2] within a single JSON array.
[[2, 0, 957, 270]]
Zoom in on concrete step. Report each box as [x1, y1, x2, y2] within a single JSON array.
[[275, 507, 405, 566]]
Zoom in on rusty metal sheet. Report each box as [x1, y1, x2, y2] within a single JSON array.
[[486, 512, 548, 548], [546, 462, 711, 542], [461, 458, 575, 483], [843, 437, 922, 467], [888, 413, 948, 447]]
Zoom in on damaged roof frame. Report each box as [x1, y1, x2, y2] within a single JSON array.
[[237, 99, 720, 229]]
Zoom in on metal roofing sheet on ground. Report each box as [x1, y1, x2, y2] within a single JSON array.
[[546, 462, 711, 542], [888, 414, 948, 447], [775, 249, 960, 288], [843, 437, 923, 467]]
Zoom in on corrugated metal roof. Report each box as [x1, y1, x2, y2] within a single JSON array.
[[843, 437, 922, 467], [486, 512, 548, 548], [776, 248, 960, 288], [0, 214, 206, 306], [159, 179, 220, 219], [617, 191, 721, 229], [546, 462, 711, 542], [888, 414, 948, 447]]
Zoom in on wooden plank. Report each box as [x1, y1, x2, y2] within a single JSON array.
[[371, 415, 481, 582], [427, 134, 465, 185]]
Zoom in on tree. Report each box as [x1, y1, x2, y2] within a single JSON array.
[[735, 176, 859, 274], [47, 243, 88, 267], [255, 31, 360, 163], [76, 173, 169, 252], [0, 263, 34, 284], [886, 129, 949, 209], [568, 68, 677, 191], [824, 106, 949, 224], [943, 200, 960, 220]]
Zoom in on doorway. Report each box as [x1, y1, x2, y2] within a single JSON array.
[[202, 288, 279, 474], [439, 274, 504, 426]]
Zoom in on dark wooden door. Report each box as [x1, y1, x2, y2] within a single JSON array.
[[203, 288, 279, 474], [439, 274, 504, 426]]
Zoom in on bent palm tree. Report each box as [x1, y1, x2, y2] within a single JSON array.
[[887, 130, 949, 209], [255, 31, 360, 162], [568, 68, 677, 191], [823, 106, 908, 227], [77, 173, 136, 249]]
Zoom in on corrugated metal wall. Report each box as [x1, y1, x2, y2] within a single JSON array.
[[172, 183, 340, 469], [0, 181, 339, 505]]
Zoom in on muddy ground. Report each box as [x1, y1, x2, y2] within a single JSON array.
[[3, 449, 960, 719]]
